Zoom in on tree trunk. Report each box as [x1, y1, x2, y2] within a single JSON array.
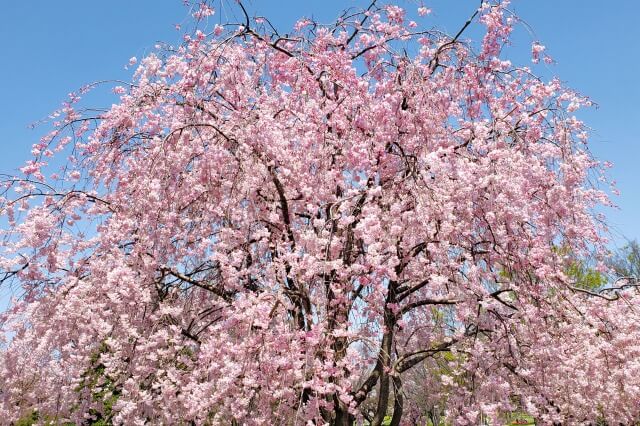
[[371, 308, 395, 426], [333, 402, 355, 426], [389, 376, 403, 426]]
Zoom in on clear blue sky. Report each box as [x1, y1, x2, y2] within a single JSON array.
[[0, 1, 638, 248]]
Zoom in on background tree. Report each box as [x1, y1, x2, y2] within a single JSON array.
[[609, 240, 640, 280], [1, 1, 638, 425]]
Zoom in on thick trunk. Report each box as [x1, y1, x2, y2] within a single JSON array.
[[389, 376, 403, 426], [333, 402, 355, 426], [371, 308, 395, 426]]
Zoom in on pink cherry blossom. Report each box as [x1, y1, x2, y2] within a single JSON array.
[[531, 41, 546, 63], [0, 1, 633, 425], [418, 6, 431, 16]]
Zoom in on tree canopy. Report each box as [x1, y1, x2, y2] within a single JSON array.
[[0, 1, 637, 425]]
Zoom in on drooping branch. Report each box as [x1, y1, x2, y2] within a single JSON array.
[[394, 339, 459, 374], [568, 277, 640, 301], [397, 297, 460, 318], [159, 266, 233, 302], [428, 3, 481, 72]]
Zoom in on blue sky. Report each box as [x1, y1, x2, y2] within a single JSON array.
[[0, 1, 638, 248]]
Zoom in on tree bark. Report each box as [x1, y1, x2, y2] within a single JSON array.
[[371, 301, 396, 426], [389, 376, 403, 426]]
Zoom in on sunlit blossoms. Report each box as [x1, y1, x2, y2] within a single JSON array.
[[0, 1, 637, 425]]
